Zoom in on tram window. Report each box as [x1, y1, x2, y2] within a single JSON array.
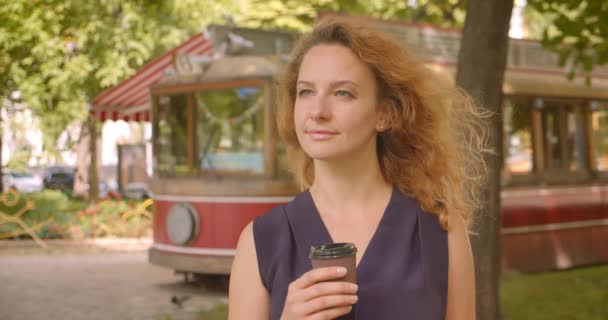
[[566, 105, 588, 171], [592, 102, 608, 171], [195, 86, 264, 175], [504, 99, 533, 173], [156, 95, 190, 176], [542, 105, 562, 169], [540, 101, 588, 172]]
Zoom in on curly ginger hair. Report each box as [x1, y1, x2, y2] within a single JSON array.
[[277, 16, 489, 230]]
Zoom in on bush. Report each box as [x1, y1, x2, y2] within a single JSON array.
[[0, 190, 152, 240], [0, 190, 83, 239], [75, 199, 152, 238]]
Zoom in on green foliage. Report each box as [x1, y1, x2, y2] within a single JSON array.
[[527, 0, 608, 80], [0, 0, 241, 160], [0, 189, 81, 238], [366, 0, 466, 27], [75, 199, 152, 238], [71, 199, 153, 238], [196, 304, 228, 320], [0, 190, 151, 239], [239, 0, 466, 31], [5, 149, 31, 172], [239, 0, 367, 31], [522, 3, 556, 40]]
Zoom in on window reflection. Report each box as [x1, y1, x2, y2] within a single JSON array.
[[195, 86, 265, 175], [504, 97, 606, 180], [566, 104, 588, 171], [156, 95, 189, 176], [542, 104, 562, 169], [504, 99, 533, 173]]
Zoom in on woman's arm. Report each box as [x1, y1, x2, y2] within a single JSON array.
[[445, 213, 476, 320], [228, 221, 270, 320]]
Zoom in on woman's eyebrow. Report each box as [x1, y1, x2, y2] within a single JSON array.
[[296, 80, 358, 88], [330, 80, 358, 89]]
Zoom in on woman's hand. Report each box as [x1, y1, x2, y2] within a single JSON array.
[[280, 267, 359, 320]]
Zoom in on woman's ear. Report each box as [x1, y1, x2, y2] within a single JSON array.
[[376, 119, 389, 132], [376, 100, 393, 132]]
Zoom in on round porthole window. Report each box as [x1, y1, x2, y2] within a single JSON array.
[[166, 203, 199, 245]]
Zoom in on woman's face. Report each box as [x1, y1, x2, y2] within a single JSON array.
[[294, 44, 384, 162]]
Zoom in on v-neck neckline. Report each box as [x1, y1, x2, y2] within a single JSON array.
[[305, 186, 396, 272]]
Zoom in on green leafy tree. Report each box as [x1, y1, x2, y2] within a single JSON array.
[[0, 0, 242, 165], [527, 0, 608, 79], [238, 0, 466, 31], [366, 0, 466, 27], [235, 0, 369, 31]]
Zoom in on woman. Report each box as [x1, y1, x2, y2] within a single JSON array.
[[229, 16, 486, 320]]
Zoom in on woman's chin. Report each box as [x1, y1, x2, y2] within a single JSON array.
[[306, 150, 348, 162]]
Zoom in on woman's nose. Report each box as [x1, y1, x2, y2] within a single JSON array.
[[309, 96, 331, 121]]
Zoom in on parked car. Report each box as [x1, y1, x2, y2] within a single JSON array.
[[43, 167, 75, 192], [122, 182, 150, 200], [2, 170, 44, 193], [98, 180, 121, 199]]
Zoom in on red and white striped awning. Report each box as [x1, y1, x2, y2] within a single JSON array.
[[89, 33, 213, 122]]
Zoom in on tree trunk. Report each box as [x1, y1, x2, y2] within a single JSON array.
[[88, 116, 99, 202], [455, 1, 513, 320], [0, 116, 3, 193], [74, 121, 91, 198]]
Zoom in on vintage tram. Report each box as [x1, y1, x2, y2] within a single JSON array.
[[94, 16, 608, 276], [146, 26, 299, 275]]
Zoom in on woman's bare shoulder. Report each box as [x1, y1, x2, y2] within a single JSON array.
[[445, 212, 475, 320], [232, 221, 262, 282], [228, 221, 270, 320], [236, 221, 256, 258]]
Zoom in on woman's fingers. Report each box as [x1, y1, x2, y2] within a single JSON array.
[[299, 281, 358, 302], [309, 305, 353, 320], [299, 294, 358, 316], [282, 267, 358, 320]]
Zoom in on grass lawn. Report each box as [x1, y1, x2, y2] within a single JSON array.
[[197, 264, 608, 320], [196, 304, 228, 320], [501, 264, 608, 320]]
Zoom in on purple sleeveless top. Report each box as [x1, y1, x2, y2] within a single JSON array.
[[253, 187, 448, 320]]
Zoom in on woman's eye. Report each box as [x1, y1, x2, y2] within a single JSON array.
[[298, 89, 312, 96], [335, 90, 352, 97]]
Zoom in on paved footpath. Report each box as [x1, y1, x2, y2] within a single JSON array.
[[0, 239, 228, 320]]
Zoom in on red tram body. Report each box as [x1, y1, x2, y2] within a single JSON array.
[[501, 186, 608, 271]]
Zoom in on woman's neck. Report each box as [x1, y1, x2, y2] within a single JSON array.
[[310, 150, 392, 219]]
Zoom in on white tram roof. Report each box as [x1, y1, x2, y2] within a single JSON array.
[[157, 55, 283, 85], [427, 63, 608, 100]]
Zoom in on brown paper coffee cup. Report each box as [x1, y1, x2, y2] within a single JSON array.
[[309, 243, 357, 284]]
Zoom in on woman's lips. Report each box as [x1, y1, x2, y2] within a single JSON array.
[[306, 130, 337, 141]]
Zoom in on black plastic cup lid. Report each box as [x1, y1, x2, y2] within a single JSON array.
[[309, 242, 357, 259]]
